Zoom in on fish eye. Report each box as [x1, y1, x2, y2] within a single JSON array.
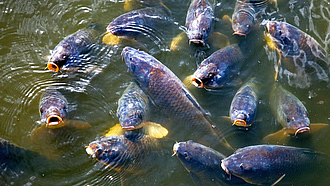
[[39, 107, 44, 114], [207, 73, 214, 78], [287, 118, 291, 122]]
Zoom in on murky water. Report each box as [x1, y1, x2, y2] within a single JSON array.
[[0, 0, 329, 185]]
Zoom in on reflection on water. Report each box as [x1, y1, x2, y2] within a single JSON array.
[[0, 0, 329, 185]]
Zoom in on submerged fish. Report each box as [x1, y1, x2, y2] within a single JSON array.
[[186, 0, 214, 45], [117, 82, 150, 130], [122, 46, 232, 152], [0, 138, 49, 184], [39, 90, 68, 128], [232, 0, 272, 36], [229, 78, 259, 127], [173, 141, 246, 185], [191, 44, 244, 89], [38, 89, 91, 129], [263, 20, 329, 82], [221, 145, 326, 185], [103, 6, 173, 47], [262, 84, 327, 143], [47, 22, 102, 72], [86, 132, 159, 173]]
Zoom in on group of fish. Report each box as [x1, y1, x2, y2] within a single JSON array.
[[3, 0, 329, 185]]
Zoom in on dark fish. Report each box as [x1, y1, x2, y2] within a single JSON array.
[[232, 0, 271, 36], [185, 0, 214, 45], [264, 20, 329, 82], [263, 84, 327, 142], [86, 133, 159, 172], [39, 90, 68, 128], [229, 78, 259, 127], [191, 44, 244, 89], [173, 141, 246, 185], [122, 46, 232, 152], [221, 145, 326, 185], [103, 6, 173, 47], [0, 138, 48, 185], [39, 89, 91, 129], [47, 23, 102, 72], [117, 82, 150, 130]]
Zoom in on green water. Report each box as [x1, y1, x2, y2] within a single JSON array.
[[0, 0, 329, 185]]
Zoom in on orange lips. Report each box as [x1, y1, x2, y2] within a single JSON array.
[[46, 115, 64, 128], [47, 62, 60, 72], [192, 77, 204, 88]]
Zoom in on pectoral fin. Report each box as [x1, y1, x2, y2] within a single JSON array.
[[143, 122, 168, 138], [271, 174, 286, 186], [310, 123, 328, 132], [170, 32, 188, 51], [105, 124, 125, 137], [124, 0, 134, 11], [208, 32, 230, 50], [103, 32, 121, 45], [262, 129, 290, 145], [222, 15, 232, 25], [182, 75, 195, 89], [64, 120, 92, 129]]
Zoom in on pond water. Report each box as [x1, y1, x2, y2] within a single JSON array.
[[0, 0, 329, 185]]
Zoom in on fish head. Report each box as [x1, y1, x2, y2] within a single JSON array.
[[286, 115, 310, 135], [192, 63, 218, 88], [264, 21, 291, 49], [47, 43, 72, 72], [186, 4, 213, 45], [173, 141, 204, 172], [118, 109, 144, 130], [231, 112, 251, 127], [232, 13, 254, 36], [122, 47, 158, 87], [39, 90, 68, 128], [173, 141, 225, 173], [86, 136, 130, 170]]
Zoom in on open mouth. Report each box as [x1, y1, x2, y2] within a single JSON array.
[[295, 127, 310, 135], [192, 77, 204, 88], [46, 115, 63, 127], [122, 126, 136, 130], [47, 62, 60, 72], [221, 161, 230, 175], [233, 119, 248, 127], [172, 142, 179, 156], [233, 31, 246, 36]]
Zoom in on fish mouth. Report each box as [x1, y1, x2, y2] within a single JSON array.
[[47, 62, 60, 72], [122, 126, 136, 130], [233, 32, 246, 36], [189, 39, 204, 46], [221, 160, 230, 175], [233, 119, 249, 127], [192, 77, 204, 88], [172, 142, 179, 156], [85, 146, 94, 156], [295, 127, 310, 135], [46, 115, 63, 128]]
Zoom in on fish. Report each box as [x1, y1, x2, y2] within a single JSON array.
[[47, 22, 103, 72], [0, 138, 49, 184], [122, 46, 233, 152], [172, 140, 246, 185], [262, 84, 327, 143], [117, 82, 150, 130], [38, 89, 91, 129], [221, 145, 327, 185], [229, 78, 259, 128], [102, 6, 173, 48], [85, 132, 160, 173], [231, 0, 272, 36], [191, 44, 244, 89], [263, 20, 329, 82], [185, 0, 214, 45]]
